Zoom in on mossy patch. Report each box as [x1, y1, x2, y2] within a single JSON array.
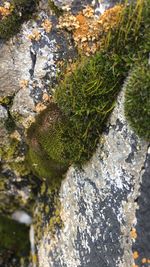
[[0, 215, 30, 258], [124, 60, 150, 141], [27, 0, 149, 172], [0, 0, 39, 39], [26, 103, 70, 182]]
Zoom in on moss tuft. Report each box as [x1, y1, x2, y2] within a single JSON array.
[[26, 103, 70, 182], [0, 215, 30, 257], [124, 60, 150, 141], [27, 0, 149, 171]]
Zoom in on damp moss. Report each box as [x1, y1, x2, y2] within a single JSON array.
[[0, 0, 39, 40], [26, 103, 69, 182], [124, 60, 150, 141]]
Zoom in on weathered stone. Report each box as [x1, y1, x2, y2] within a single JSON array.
[[37, 89, 148, 267], [0, 105, 8, 121], [11, 89, 35, 118]]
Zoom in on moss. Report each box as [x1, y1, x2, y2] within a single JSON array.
[[53, 0, 150, 164], [0, 0, 39, 40], [26, 103, 70, 182], [0, 215, 30, 257], [124, 60, 150, 141], [27, 0, 149, 170], [48, 0, 63, 16], [9, 160, 31, 176]]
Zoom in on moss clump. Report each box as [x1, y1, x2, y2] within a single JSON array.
[[26, 103, 69, 182], [0, 0, 39, 40], [0, 215, 30, 257], [54, 0, 149, 164], [27, 0, 149, 170], [124, 61, 150, 141]]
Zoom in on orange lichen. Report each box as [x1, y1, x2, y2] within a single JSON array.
[[19, 79, 29, 89], [42, 93, 51, 102], [35, 103, 46, 113], [0, 6, 11, 17], [130, 228, 137, 240], [133, 251, 139, 260], [28, 29, 41, 41], [58, 4, 124, 55], [41, 19, 52, 33], [83, 5, 94, 18]]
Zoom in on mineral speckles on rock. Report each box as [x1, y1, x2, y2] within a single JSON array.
[[37, 88, 148, 267]]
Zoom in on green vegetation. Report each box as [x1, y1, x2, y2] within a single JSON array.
[[0, 215, 30, 256], [27, 0, 150, 181], [0, 0, 39, 39], [27, 103, 69, 182], [124, 61, 150, 140], [54, 0, 150, 164]]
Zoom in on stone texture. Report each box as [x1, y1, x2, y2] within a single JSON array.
[[37, 88, 149, 267], [0, 105, 8, 121]]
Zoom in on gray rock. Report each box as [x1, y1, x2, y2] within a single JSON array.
[[10, 89, 35, 118], [0, 105, 8, 121], [37, 89, 148, 267]]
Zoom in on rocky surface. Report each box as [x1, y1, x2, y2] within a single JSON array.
[[36, 88, 149, 267], [0, 1, 149, 267]]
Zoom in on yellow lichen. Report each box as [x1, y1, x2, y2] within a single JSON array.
[[130, 228, 137, 240], [133, 251, 139, 260], [28, 29, 41, 41], [41, 19, 52, 33], [19, 79, 29, 89]]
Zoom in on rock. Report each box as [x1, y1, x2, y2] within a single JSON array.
[[0, 43, 21, 98], [36, 89, 149, 267], [0, 105, 8, 121], [10, 89, 35, 119]]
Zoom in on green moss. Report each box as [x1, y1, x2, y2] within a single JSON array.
[[26, 103, 69, 182], [53, 0, 150, 164], [0, 0, 39, 40], [26, 0, 149, 172], [0, 215, 30, 257], [9, 160, 31, 176], [124, 60, 150, 141]]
